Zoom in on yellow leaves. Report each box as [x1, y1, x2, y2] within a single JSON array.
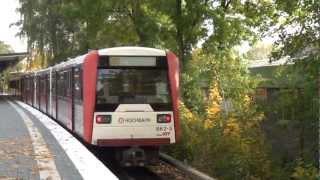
[[204, 83, 222, 129], [177, 95, 272, 179], [243, 94, 251, 105], [223, 118, 241, 138], [291, 161, 318, 180], [179, 101, 198, 123], [206, 83, 222, 118], [20, 50, 50, 71], [29, 52, 48, 70], [205, 83, 223, 129], [206, 104, 220, 119], [204, 119, 215, 129]]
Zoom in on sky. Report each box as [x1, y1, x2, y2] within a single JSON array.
[[0, 0, 27, 52]]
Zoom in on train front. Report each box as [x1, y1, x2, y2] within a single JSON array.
[[88, 47, 180, 166]]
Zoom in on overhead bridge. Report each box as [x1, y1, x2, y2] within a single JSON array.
[[0, 52, 28, 72]]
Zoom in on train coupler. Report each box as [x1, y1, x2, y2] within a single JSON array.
[[121, 146, 146, 167]]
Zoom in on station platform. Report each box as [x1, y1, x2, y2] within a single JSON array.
[[0, 96, 118, 180]]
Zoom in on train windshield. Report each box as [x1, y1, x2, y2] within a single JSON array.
[[96, 69, 171, 105]]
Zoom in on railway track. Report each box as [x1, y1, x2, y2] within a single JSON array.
[[91, 146, 213, 180], [115, 167, 162, 180], [89, 147, 162, 180], [104, 160, 189, 180]]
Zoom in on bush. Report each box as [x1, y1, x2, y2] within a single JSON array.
[[166, 83, 272, 179]]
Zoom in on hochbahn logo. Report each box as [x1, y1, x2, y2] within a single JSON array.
[[118, 117, 151, 124]]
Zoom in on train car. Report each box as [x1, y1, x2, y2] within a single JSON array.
[[8, 72, 22, 97], [15, 47, 180, 166]]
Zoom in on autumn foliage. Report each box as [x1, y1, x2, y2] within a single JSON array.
[[165, 50, 273, 179]]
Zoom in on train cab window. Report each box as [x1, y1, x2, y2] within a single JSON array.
[[96, 69, 171, 105]]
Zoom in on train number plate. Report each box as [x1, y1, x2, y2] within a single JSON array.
[[156, 126, 172, 137]]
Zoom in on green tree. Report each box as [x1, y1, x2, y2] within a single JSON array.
[[0, 41, 13, 54], [247, 1, 320, 178], [16, 0, 277, 67], [272, 0, 319, 171]]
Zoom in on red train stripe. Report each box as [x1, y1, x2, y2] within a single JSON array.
[[83, 51, 99, 143], [166, 51, 180, 142]]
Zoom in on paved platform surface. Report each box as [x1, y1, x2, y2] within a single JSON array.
[[0, 96, 83, 180]]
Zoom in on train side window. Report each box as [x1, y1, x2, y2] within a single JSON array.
[[56, 73, 60, 96], [57, 71, 65, 97], [43, 77, 46, 94], [63, 72, 67, 97], [38, 77, 41, 94], [67, 70, 72, 97], [37, 77, 39, 92], [66, 71, 70, 97], [41, 77, 43, 94], [25, 78, 28, 90], [58, 71, 70, 97], [46, 75, 49, 95], [52, 72, 56, 96], [26, 78, 28, 90], [63, 72, 67, 96], [73, 67, 82, 100]]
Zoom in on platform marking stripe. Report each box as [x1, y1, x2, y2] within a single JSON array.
[[16, 101, 119, 180], [7, 100, 61, 180]]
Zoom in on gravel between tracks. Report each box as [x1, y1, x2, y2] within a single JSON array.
[[148, 160, 191, 180]]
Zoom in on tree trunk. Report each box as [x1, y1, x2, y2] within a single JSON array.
[[176, 0, 185, 68]]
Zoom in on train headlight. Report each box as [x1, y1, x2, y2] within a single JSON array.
[[96, 115, 112, 124], [157, 114, 171, 123]]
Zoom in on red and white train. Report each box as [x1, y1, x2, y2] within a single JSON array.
[[9, 47, 180, 166]]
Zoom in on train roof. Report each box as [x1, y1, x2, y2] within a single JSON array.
[[53, 54, 86, 71], [98, 47, 166, 56], [27, 47, 167, 74]]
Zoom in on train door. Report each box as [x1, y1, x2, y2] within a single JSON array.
[[30, 77, 33, 105], [46, 74, 49, 114], [18, 79, 21, 98], [26, 77, 29, 103], [30, 76, 34, 106], [52, 71, 57, 119], [32, 76, 35, 107], [22, 77, 25, 102], [20, 78, 24, 101], [37, 76, 40, 109], [42, 76, 45, 112], [72, 67, 83, 135], [40, 76, 46, 113], [67, 69, 73, 130], [56, 70, 72, 129], [60, 69, 73, 130], [26, 77, 30, 104], [38, 76, 41, 110]]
